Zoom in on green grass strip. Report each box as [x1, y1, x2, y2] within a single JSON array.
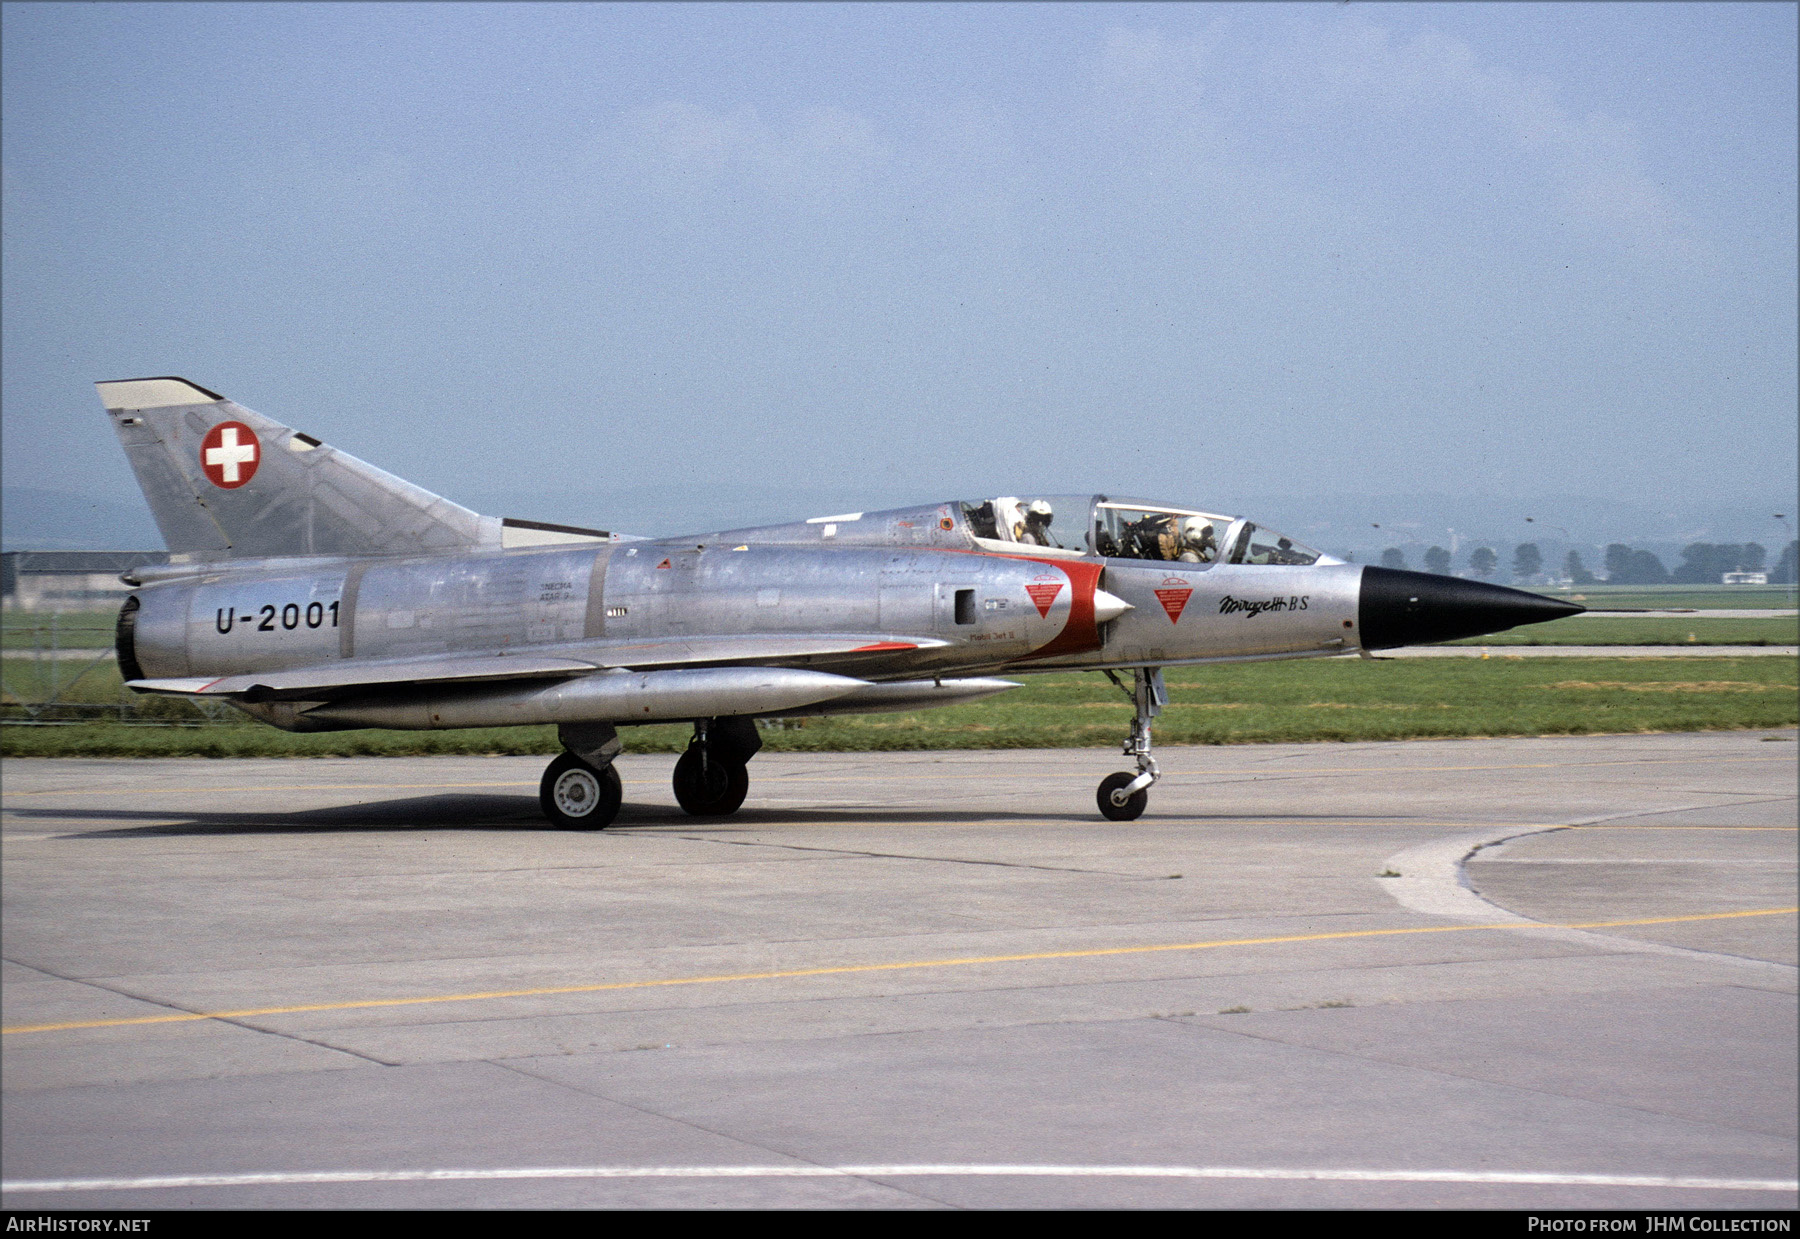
[[4, 656, 1793, 757], [1445, 616, 1797, 645]]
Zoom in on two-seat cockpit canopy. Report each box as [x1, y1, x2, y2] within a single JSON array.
[[959, 494, 1337, 567], [702, 494, 1337, 566]]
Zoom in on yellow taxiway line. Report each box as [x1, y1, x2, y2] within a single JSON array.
[[6, 906, 1793, 1037]]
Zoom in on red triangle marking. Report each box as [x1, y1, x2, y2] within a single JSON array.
[[1025, 582, 1064, 618], [1154, 587, 1191, 624], [656, 558, 672, 569]]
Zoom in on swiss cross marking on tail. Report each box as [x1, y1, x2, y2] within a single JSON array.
[[1024, 581, 1064, 618], [1154, 580, 1193, 624], [200, 422, 260, 489]]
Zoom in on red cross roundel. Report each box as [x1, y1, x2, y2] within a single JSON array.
[[200, 422, 261, 489]]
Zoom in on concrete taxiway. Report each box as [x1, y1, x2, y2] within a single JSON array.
[[2, 732, 1795, 1210]]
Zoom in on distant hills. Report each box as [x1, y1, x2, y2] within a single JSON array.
[[3, 487, 164, 552], [1215, 490, 1797, 566], [5, 482, 1793, 566]]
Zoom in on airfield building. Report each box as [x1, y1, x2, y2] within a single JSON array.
[[1, 551, 170, 613]]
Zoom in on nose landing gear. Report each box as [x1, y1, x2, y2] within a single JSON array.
[[1097, 667, 1165, 821]]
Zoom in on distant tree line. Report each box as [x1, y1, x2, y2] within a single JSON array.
[[1673, 543, 1766, 583], [1603, 543, 1671, 585], [1777, 541, 1800, 585], [1387, 545, 1503, 577], [1606, 541, 1796, 585], [1564, 551, 1597, 585], [1382, 539, 1798, 585]]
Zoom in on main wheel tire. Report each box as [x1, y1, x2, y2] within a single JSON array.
[[540, 752, 623, 830], [672, 747, 749, 816], [1097, 771, 1148, 821]]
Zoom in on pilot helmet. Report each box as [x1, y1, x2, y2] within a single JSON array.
[[1179, 516, 1212, 546], [1025, 499, 1053, 523]]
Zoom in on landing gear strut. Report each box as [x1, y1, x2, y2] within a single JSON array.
[[541, 722, 624, 830], [672, 716, 761, 817], [1097, 667, 1165, 821]]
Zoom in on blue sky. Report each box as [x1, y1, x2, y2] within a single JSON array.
[[3, 2, 1794, 545]]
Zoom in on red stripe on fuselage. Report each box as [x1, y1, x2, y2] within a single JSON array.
[[944, 549, 1105, 661]]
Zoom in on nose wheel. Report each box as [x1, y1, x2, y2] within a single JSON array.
[[1097, 667, 1165, 821], [1097, 771, 1148, 821]]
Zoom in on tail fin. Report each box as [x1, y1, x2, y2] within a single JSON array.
[[96, 377, 500, 559]]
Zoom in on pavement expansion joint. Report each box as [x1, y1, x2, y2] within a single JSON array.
[[1, 956, 82, 984], [670, 832, 1158, 878], [1595, 794, 1799, 820], [483, 1059, 953, 1205], [0, 955, 229, 1028], [228, 1020, 401, 1067], [7, 954, 408, 1066]]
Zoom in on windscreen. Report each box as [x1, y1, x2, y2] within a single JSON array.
[[1232, 523, 1323, 565]]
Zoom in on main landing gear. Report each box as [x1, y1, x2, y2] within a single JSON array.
[[672, 716, 760, 817], [541, 722, 624, 830], [1097, 667, 1166, 821], [538, 716, 764, 829]]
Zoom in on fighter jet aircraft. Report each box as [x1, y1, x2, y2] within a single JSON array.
[[99, 377, 1581, 827]]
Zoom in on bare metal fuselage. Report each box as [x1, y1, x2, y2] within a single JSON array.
[[123, 522, 1360, 733]]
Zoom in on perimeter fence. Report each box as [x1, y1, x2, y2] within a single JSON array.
[[1, 611, 242, 727]]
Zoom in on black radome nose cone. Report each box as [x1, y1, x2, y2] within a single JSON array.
[[1358, 566, 1584, 650]]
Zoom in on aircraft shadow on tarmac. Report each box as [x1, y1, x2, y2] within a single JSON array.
[[14, 796, 1125, 838]]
